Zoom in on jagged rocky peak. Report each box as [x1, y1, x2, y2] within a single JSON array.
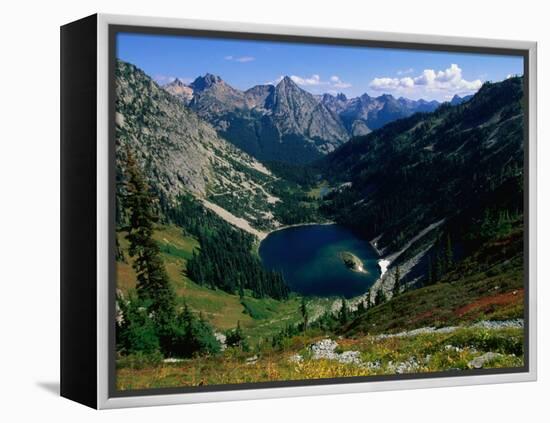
[[320, 92, 351, 115], [322, 89, 442, 134], [191, 73, 224, 91], [377, 93, 395, 101], [336, 93, 348, 102], [188, 73, 248, 113], [279, 75, 294, 84], [322, 92, 348, 102], [171, 77, 186, 86], [276, 75, 301, 91], [164, 78, 194, 104]]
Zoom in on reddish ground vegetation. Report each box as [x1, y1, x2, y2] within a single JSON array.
[[454, 289, 524, 317]]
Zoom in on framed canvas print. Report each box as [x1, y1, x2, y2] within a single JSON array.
[[60, 14, 537, 409]]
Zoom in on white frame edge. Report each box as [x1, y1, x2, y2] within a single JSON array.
[[96, 13, 537, 409]]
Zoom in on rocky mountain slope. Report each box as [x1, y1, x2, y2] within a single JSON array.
[[321, 92, 440, 136], [163, 78, 194, 104], [321, 77, 525, 295], [189, 73, 250, 114], [170, 74, 349, 163], [115, 60, 282, 234]]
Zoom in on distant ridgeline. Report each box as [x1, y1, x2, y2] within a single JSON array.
[[320, 76, 525, 288], [164, 73, 459, 164]]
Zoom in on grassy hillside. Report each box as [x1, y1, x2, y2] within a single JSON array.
[[116, 225, 330, 340], [117, 225, 250, 330], [344, 217, 524, 336], [117, 324, 523, 390]]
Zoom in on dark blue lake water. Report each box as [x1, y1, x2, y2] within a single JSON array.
[[259, 224, 380, 298]]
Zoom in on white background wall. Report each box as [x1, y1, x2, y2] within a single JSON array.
[[0, 0, 546, 420]]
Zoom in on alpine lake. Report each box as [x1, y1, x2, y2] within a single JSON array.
[[259, 224, 381, 298]]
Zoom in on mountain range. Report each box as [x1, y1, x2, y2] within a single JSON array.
[[165, 74, 348, 163], [319, 92, 440, 136], [164, 74, 474, 163]]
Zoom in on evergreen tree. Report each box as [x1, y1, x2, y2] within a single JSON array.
[[226, 321, 249, 351], [169, 302, 221, 357], [123, 149, 175, 330], [300, 297, 309, 332], [374, 289, 387, 306], [434, 252, 444, 283], [427, 255, 433, 285], [238, 281, 245, 300], [356, 300, 366, 315], [445, 233, 453, 269], [116, 293, 159, 355], [339, 297, 349, 325], [392, 265, 401, 297]]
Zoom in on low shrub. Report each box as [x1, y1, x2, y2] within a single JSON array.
[[444, 328, 523, 355]]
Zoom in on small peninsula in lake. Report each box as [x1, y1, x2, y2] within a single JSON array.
[[339, 251, 367, 273]]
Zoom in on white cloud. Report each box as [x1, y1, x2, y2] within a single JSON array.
[[267, 74, 352, 91], [330, 75, 352, 89], [225, 55, 255, 63], [369, 64, 482, 99], [370, 76, 415, 90], [291, 74, 323, 86]]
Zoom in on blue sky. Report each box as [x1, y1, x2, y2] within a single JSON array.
[[116, 32, 523, 101]]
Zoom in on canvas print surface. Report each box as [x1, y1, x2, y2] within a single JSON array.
[[113, 31, 526, 392]]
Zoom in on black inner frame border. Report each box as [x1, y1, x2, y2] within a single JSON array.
[[107, 23, 531, 399]]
